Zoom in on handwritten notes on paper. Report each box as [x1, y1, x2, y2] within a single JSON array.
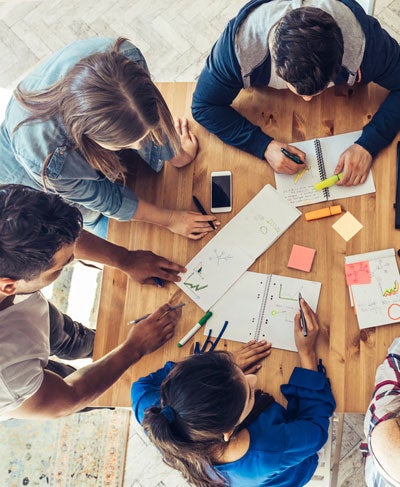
[[345, 249, 400, 329], [177, 185, 301, 310]]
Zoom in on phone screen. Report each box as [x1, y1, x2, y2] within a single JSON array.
[[212, 175, 231, 208]]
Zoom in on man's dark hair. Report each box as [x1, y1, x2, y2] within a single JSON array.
[[273, 7, 344, 95], [0, 184, 82, 281]]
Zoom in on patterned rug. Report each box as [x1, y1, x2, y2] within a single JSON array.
[[1, 408, 131, 487]]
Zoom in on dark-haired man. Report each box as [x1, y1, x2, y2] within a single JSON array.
[[192, 0, 400, 186], [0, 184, 181, 419]]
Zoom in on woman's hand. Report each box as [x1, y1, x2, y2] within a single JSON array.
[[166, 210, 219, 239], [232, 340, 272, 374], [294, 298, 319, 371], [169, 118, 199, 168]]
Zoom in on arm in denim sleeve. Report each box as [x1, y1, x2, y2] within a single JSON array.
[[50, 175, 138, 221], [191, 27, 273, 160], [277, 367, 336, 467], [131, 361, 175, 424], [44, 149, 138, 221]]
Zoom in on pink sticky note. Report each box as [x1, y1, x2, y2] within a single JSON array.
[[287, 244, 316, 272], [345, 261, 371, 285]]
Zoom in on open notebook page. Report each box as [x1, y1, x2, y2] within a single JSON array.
[[205, 272, 321, 351], [275, 130, 375, 207]]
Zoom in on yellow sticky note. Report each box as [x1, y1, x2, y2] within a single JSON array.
[[332, 212, 363, 242]]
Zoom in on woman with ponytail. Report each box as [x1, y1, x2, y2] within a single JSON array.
[[131, 299, 336, 487], [0, 37, 216, 239]]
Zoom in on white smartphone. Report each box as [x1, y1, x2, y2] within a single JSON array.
[[211, 170, 232, 213]]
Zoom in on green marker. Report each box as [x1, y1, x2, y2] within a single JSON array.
[[177, 311, 213, 347], [314, 172, 343, 191]]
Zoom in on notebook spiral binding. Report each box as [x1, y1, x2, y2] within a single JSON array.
[[254, 275, 271, 341], [314, 139, 330, 200]]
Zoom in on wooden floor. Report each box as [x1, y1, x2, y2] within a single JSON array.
[[93, 81, 400, 412]]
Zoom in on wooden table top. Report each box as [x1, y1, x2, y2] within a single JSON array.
[[93, 81, 400, 412]]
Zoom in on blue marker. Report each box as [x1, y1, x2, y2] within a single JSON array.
[[153, 277, 164, 287]]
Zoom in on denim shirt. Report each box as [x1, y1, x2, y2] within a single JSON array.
[[0, 37, 174, 227]]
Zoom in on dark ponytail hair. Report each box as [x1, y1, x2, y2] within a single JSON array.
[[14, 37, 180, 187], [142, 352, 275, 486]]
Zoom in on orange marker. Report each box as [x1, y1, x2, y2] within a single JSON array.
[[304, 205, 342, 221]]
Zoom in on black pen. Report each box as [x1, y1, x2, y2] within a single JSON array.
[[281, 147, 303, 165], [298, 293, 308, 337], [192, 195, 216, 230]]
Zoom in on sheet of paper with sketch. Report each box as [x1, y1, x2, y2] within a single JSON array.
[[176, 185, 301, 311]]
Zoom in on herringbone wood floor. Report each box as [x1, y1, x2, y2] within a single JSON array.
[[0, 0, 399, 89]]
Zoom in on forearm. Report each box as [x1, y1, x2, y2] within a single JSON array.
[[75, 230, 129, 270], [132, 199, 173, 228], [63, 342, 142, 413], [298, 351, 318, 371], [12, 342, 143, 419]]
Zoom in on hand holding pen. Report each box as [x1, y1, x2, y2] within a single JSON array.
[[294, 297, 319, 371], [263, 140, 306, 174]]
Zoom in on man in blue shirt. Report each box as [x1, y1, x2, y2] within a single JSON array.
[[192, 0, 400, 187]]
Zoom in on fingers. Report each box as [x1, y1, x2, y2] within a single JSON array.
[[239, 340, 272, 358], [234, 339, 272, 373], [188, 231, 208, 240]]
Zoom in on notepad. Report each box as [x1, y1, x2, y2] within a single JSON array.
[[345, 248, 400, 329], [275, 131, 376, 207], [176, 185, 301, 311], [204, 271, 321, 351]]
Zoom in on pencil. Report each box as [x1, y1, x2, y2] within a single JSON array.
[[128, 303, 185, 325]]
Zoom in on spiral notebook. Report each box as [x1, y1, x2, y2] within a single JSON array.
[[204, 271, 321, 351], [275, 130, 376, 207]]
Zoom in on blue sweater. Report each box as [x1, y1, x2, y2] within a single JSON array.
[[131, 362, 336, 487], [192, 0, 400, 160]]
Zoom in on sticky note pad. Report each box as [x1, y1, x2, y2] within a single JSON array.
[[287, 244, 316, 272], [332, 212, 363, 242], [345, 261, 371, 285]]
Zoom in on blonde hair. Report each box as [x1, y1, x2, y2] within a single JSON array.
[[14, 38, 180, 184]]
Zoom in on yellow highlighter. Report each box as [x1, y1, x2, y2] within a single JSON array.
[[314, 172, 343, 190]]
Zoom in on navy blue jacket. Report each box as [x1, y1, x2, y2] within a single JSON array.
[[192, 0, 400, 160]]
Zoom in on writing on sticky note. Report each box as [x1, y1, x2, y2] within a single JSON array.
[[287, 244, 316, 272], [345, 261, 371, 285]]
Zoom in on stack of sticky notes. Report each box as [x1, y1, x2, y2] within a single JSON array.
[[288, 244, 316, 272]]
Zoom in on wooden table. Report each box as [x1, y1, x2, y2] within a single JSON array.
[[93, 81, 400, 412]]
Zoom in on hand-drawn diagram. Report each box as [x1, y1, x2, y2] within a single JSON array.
[[349, 252, 400, 328], [177, 185, 301, 311], [204, 272, 321, 351], [180, 243, 254, 310]]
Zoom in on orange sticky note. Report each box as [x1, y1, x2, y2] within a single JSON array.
[[287, 244, 316, 272], [345, 261, 371, 285]]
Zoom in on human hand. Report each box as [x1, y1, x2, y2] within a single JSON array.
[[335, 144, 372, 186], [117, 249, 186, 285], [232, 340, 272, 374], [126, 303, 181, 356], [166, 209, 219, 239], [264, 140, 307, 174], [294, 298, 319, 371], [169, 117, 199, 168]]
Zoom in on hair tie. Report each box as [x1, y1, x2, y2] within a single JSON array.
[[160, 405, 176, 424]]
